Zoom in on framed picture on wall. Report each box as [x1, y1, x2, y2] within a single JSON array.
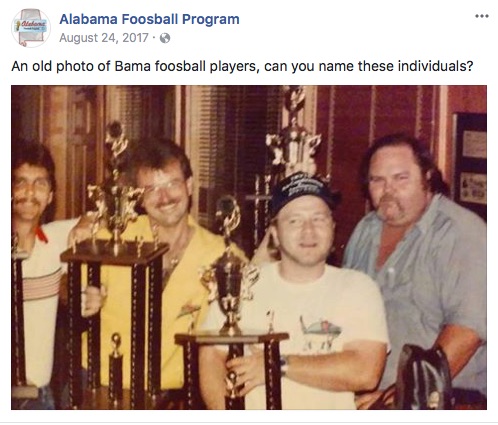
[[452, 112, 487, 221]]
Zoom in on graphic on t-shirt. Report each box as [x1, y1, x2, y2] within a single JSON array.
[[177, 302, 202, 333], [300, 315, 342, 353]]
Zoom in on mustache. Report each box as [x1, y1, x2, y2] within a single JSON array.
[[12, 196, 41, 206], [379, 194, 399, 204]]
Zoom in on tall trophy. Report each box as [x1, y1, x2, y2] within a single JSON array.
[[201, 196, 258, 336], [87, 121, 144, 255], [266, 85, 322, 181], [61, 121, 169, 409]]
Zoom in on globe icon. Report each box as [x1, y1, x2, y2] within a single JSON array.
[[160, 33, 170, 44]]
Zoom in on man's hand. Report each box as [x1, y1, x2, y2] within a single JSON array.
[[226, 346, 265, 396], [355, 386, 395, 410], [81, 285, 107, 317], [251, 229, 278, 266], [68, 212, 98, 246]]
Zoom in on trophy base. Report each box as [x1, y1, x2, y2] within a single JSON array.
[[219, 323, 242, 336], [62, 239, 169, 266], [12, 384, 38, 399], [109, 241, 127, 256]]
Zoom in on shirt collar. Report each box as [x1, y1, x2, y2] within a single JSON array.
[[36, 226, 49, 243], [414, 194, 441, 235]]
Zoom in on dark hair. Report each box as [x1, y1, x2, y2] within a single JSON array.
[[12, 140, 57, 222], [360, 133, 449, 198], [127, 138, 193, 183]]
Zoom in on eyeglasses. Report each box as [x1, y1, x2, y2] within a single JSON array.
[[142, 179, 185, 197]]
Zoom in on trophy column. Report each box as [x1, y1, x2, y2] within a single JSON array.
[[11, 244, 38, 400], [61, 240, 168, 409], [175, 332, 289, 410]]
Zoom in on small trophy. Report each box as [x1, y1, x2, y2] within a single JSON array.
[[201, 196, 258, 336], [87, 121, 144, 256]]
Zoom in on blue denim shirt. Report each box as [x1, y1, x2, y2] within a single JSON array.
[[344, 195, 486, 395]]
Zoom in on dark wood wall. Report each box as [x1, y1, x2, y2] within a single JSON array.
[[315, 86, 439, 264]]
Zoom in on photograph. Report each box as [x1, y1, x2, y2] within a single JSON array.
[[11, 84, 487, 412]]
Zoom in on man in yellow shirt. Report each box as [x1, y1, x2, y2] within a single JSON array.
[[85, 139, 245, 404]]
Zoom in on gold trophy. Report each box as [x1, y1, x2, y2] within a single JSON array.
[[87, 121, 143, 255], [201, 196, 258, 336], [266, 85, 322, 181]]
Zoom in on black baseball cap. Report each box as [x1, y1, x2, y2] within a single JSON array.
[[270, 172, 341, 218]]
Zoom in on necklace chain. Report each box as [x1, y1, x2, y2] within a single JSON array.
[[153, 224, 193, 276]]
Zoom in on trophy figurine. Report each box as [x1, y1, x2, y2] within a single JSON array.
[[87, 121, 144, 256], [201, 196, 258, 336]]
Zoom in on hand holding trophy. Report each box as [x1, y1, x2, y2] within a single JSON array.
[[200, 196, 258, 336]]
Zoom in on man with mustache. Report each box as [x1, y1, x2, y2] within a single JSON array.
[[87, 139, 245, 406], [11, 141, 102, 409], [343, 134, 486, 408]]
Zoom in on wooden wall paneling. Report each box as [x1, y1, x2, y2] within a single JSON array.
[[418, 86, 439, 150], [11, 86, 41, 143], [373, 85, 437, 146], [66, 87, 98, 218], [315, 86, 332, 178], [44, 87, 70, 220], [326, 86, 373, 264], [373, 86, 419, 138]]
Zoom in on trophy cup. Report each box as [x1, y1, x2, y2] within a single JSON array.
[[201, 196, 258, 336], [87, 121, 144, 256]]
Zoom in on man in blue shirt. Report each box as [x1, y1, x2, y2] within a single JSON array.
[[343, 133, 486, 409]]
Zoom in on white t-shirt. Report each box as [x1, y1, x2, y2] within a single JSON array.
[[202, 262, 389, 410], [20, 219, 77, 388]]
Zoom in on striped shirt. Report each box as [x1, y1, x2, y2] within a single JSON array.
[[18, 219, 77, 387]]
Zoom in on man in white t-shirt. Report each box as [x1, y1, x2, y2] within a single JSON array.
[[199, 172, 389, 409], [11, 141, 101, 409]]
